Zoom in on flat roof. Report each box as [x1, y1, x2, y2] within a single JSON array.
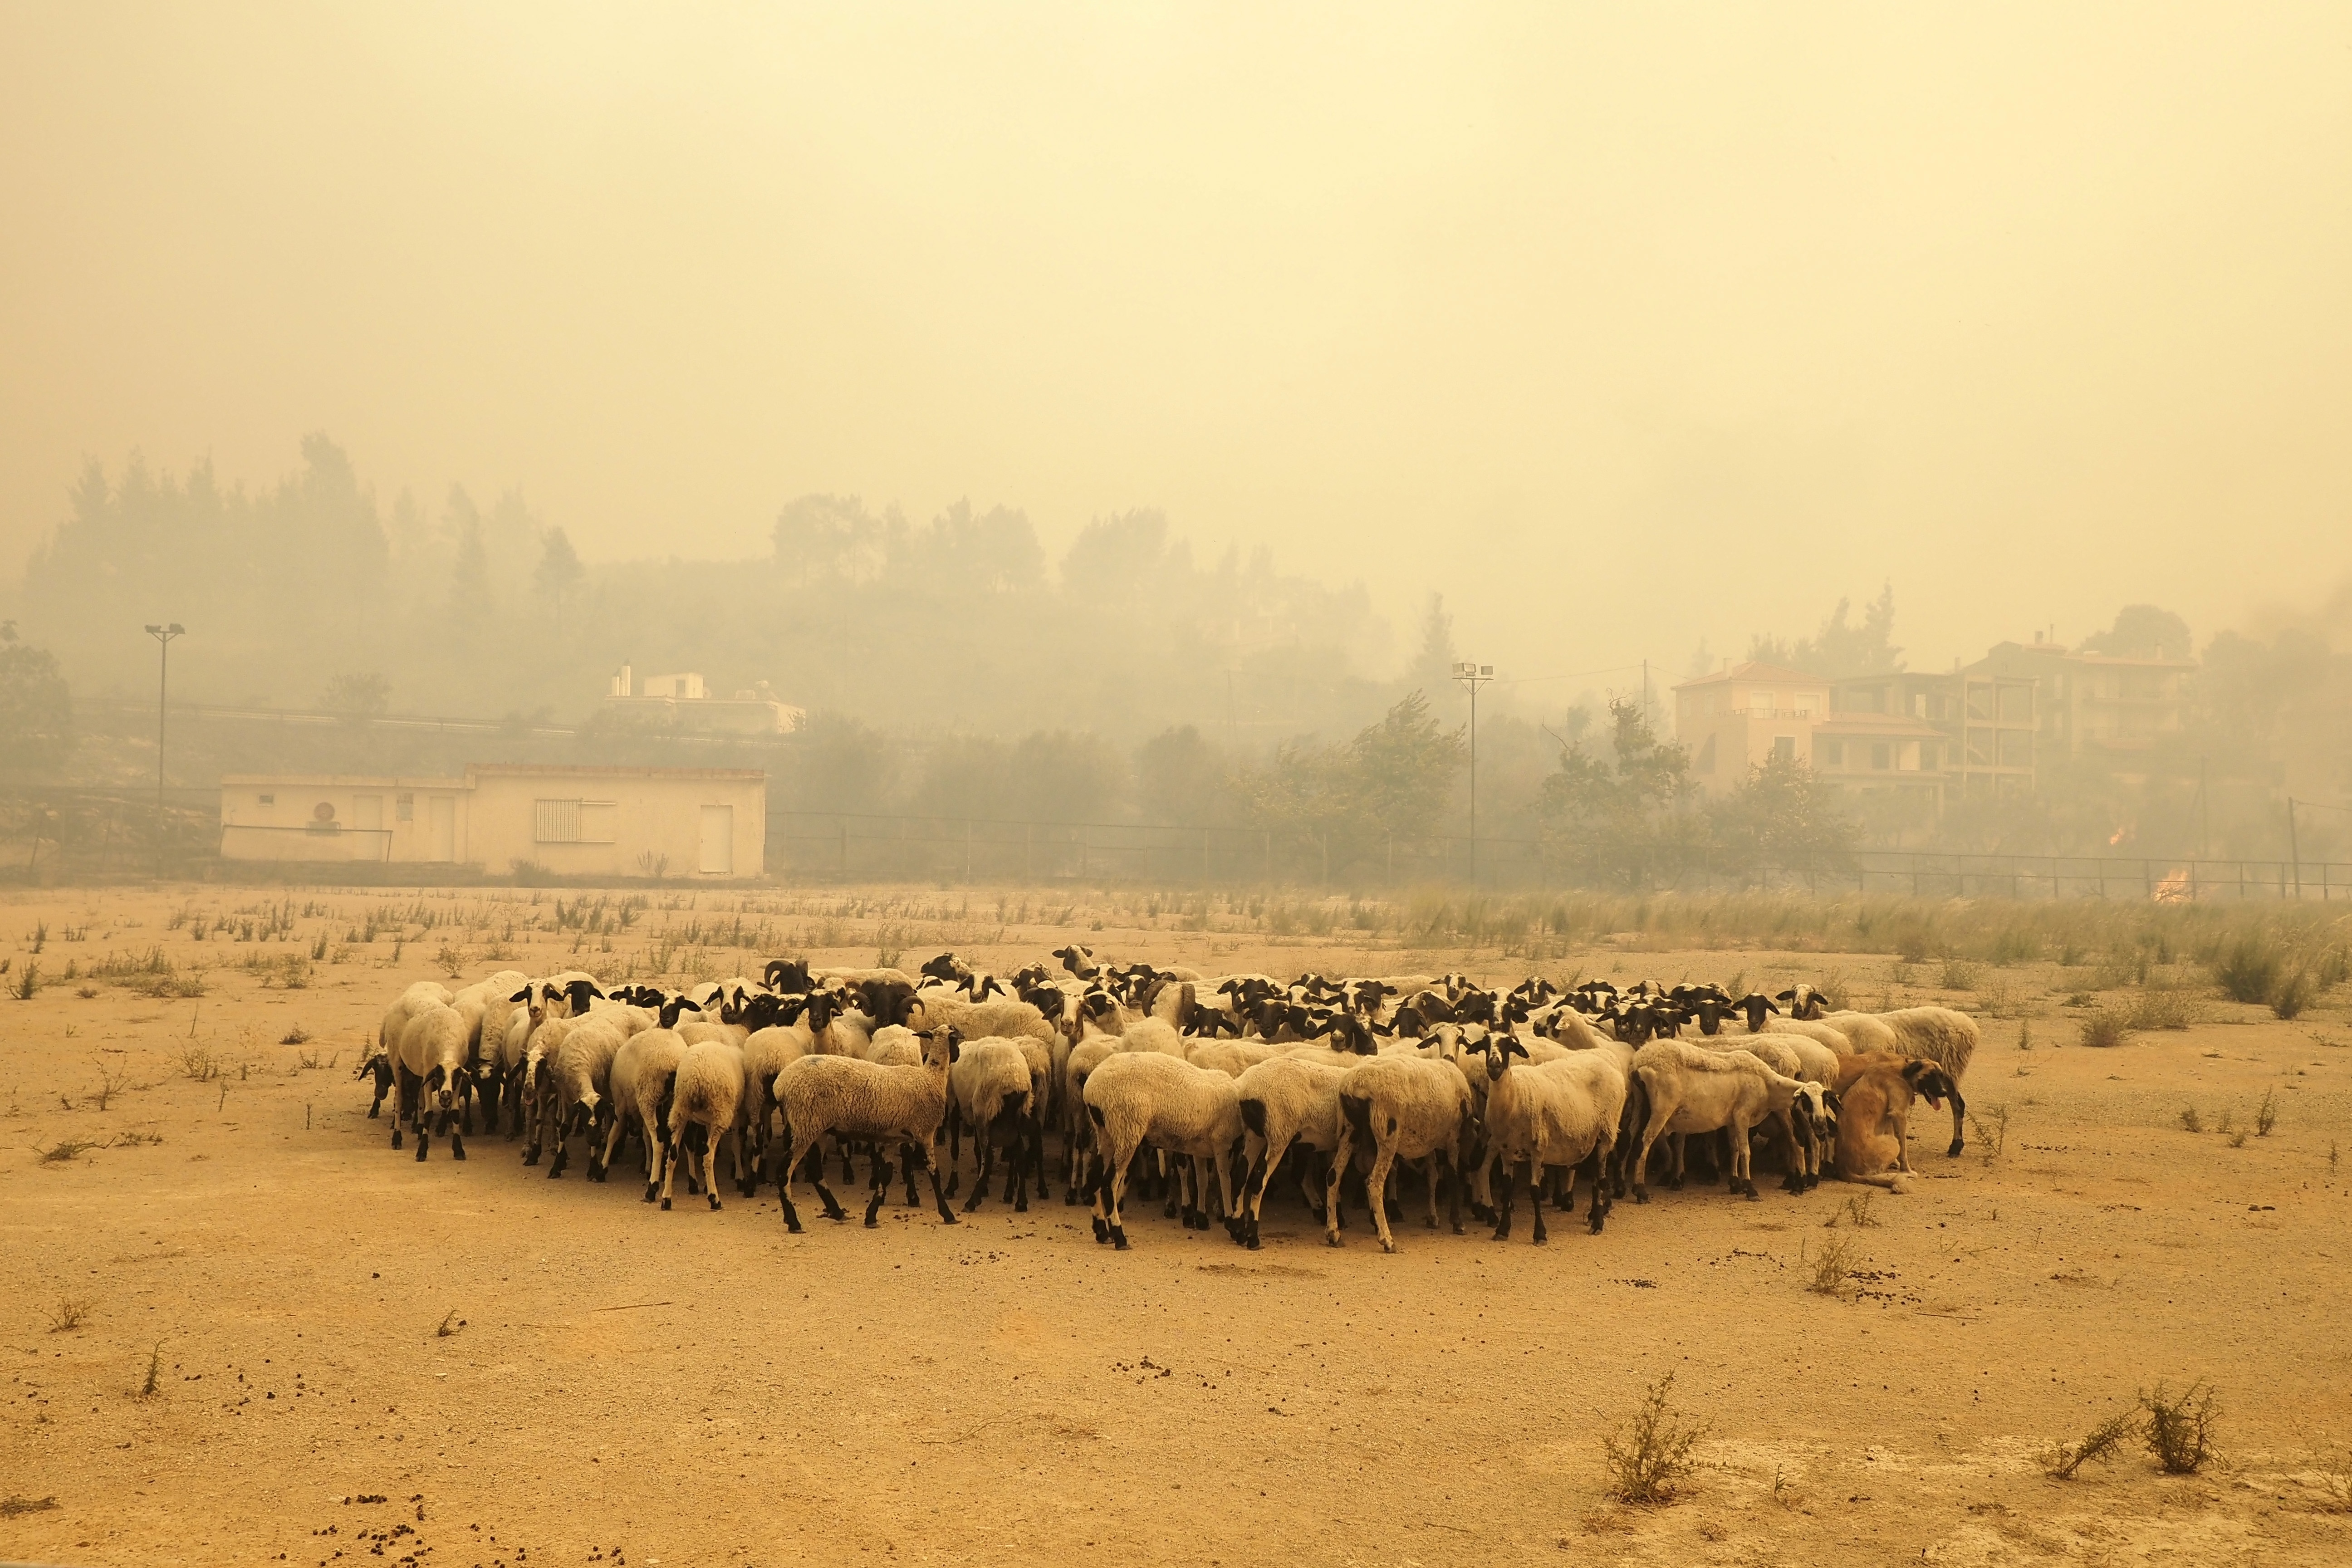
[[221, 765, 767, 787], [1673, 660, 1823, 690]]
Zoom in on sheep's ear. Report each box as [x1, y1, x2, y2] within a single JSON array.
[[1822, 1089, 1841, 1113], [507, 986, 530, 1003]]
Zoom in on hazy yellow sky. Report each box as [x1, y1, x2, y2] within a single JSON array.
[[4, 3, 2347, 700]]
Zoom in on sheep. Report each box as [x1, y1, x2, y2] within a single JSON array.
[[1058, 1034, 1120, 1198], [945, 1037, 1038, 1213], [1475, 1038, 1618, 1241], [392, 1003, 472, 1161], [661, 1040, 748, 1210], [905, 993, 1055, 1053], [1232, 1054, 1354, 1249], [767, 1023, 960, 1232], [372, 981, 453, 1116], [597, 1028, 690, 1199], [1696, 1033, 1831, 1192], [1323, 1054, 1477, 1253], [1080, 1049, 1245, 1250], [812, 965, 916, 991], [534, 1015, 630, 1179], [1624, 1041, 1829, 1202]]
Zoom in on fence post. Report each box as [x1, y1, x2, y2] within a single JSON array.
[[1025, 823, 1034, 882], [839, 821, 848, 876], [1320, 834, 1329, 888], [965, 819, 972, 882], [1263, 831, 1272, 884], [1204, 828, 1211, 887]]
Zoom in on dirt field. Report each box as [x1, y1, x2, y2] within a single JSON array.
[[3, 884, 2351, 1567]]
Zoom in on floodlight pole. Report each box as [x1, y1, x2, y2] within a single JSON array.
[[145, 623, 184, 878], [1453, 660, 1494, 886]]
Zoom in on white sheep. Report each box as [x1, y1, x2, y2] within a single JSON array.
[[392, 1002, 471, 1161], [534, 1015, 629, 1180], [661, 1039, 747, 1211], [598, 1028, 690, 1200], [768, 1023, 960, 1232], [946, 1037, 1038, 1213], [1323, 1054, 1477, 1253], [1624, 1041, 1829, 1202], [1080, 1049, 1245, 1250], [1232, 1054, 1353, 1249], [1478, 1036, 1625, 1241]]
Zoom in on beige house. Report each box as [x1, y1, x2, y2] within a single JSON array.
[[218, 764, 766, 879], [602, 665, 803, 735]]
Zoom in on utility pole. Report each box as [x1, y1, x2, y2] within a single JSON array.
[[145, 623, 185, 879], [2288, 796, 2302, 899], [1453, 660, 1494, 886], [2198, 755, 2209, 861]]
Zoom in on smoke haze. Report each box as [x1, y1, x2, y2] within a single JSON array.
[[5, 3, 2350, 687]]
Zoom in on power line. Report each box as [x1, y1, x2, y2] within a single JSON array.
[[1491, 661, 1645, 687]]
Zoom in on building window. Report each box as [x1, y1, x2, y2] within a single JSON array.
[[397, 793, 414, 823], [1817, 739, 1843, 768], [1920, 743, 1938, 771], [1997, 685, 2031, 724], [1966, 684, 1994, 722], [1967, 729, 1992, 767], [535, 799, 583, 843], [257, 794, 274, 806], [1870, 742, 1891, 770], [1998, 730, 2031, 768], [1773, 735, 1796, 763], [1793, 693, 1819, 717]]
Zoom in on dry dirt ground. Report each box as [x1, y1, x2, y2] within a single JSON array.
[[3, 884, 2352, 1568]]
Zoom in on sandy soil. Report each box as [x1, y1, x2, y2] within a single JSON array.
[[3, 884, 2351, 1567]]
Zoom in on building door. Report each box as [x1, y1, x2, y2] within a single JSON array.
[[698, 805, 733, 875], [428, 796, 456, 862], [352, 795, 385, 862]]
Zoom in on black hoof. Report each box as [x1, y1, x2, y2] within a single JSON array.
[[708, 1194, 722, 1211], [1111, 1230, 1128, 1250], [660, 1196, 672, 1210], [1014, 1198, 1029, 1214], [452, 1144, 466, 1161], [642, 1187, 657, 1204], [415, 1146, 428, 1162], [785, 1220, 804, 1234], [1947, 1140, 1965, 1157]]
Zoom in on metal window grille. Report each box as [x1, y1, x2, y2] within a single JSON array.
[[535, 799, 582, 843]]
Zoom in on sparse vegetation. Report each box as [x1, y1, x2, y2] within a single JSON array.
[[2044, 1411, 2138, 1480], [2256, 1088, 2277, 1137], [1599, 1373, 1708, 1507], [436, 1309, 466, 1338], [36, 1137, 97, 1163], [1823, 1192, 1880, 1229], [280, 1024, 311, 1046], [2180, 1105, 2204, 1133], [2313, 1442, 2352, 1514], [134, 1339, 163, 1399], [2140, 1381, 2219, 1474], [1807, 1232, 1857, 1295], [2271, 966, 2316, 1020], [2079, 1008, 2133, 1049], [179, 1044, 218, 1081], [11, 961, 39, 1000], [47, 1296, 89, 1333], [1969, 1102, 2011, 1166], [0, 1495, 59, 1518], [2215, 933, 2287, 1005], [2127, 987, 2198, 1030]]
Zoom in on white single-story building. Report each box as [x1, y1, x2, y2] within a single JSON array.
[[217, 764, 766, 879]]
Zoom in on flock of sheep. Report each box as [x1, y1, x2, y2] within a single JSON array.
[[363, 945, 1978, 1252]]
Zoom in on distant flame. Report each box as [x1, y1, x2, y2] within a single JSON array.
[[2152, 868, 2192, 903], [2108, 822, 2134, 848]]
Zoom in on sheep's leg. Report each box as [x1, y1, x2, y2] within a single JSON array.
[[861, 1147, 893, 1226], [1527, 1162, 1550, 1245], [1010, 1123, 1031, 1214], [1245, 1130, 1292, 1250], [1323, 1126, 1356, 1247], [1027, 1112, 1047, 1203], [642, 1107, 669, 1202], [774, 1136, 809, 1232], [1445, 1152, 1464, 1236], [1582, 1148, 1609, 1233], [1630, 1095, 1676, 1204], [810, 1146, 850, 1222], [703, 1130, 725, 1211], [1491, 1151, 1515, 1241], [901, 1142, 921, 1207], [597, 1112, 627, 1186], [1365, 1144, 1401, 1254], [1731, 1115, 1758, 1199], [965, 1115, 993, 1215], [390, 1064, 416, 1151], [1213, 1142, 1240, 1241]]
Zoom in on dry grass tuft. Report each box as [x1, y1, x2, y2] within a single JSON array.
[[1807, 1232, 1857, 1296], [47, 1296, 89, 1333], [2043, 1411, 2138, 1480], [0, 1495, 59, 1518], [1599, 1372, 1708, 1507], [2140, 1380, 2220, 1474]]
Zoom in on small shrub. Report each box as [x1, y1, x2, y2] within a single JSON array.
[[179, 1045, 217, 1081], [435, 944, 465, 979], [2215, 935, 2285, 1005], [2216, 1106, 2235, 1137], [12, 962, 39, 1000], [1599, 1372, 1708, 1507], [1808, 1232, 1856, 1295], [74, 985, 98, 1000], [2256, 1088, 2277, 1137], [2228, 1127, 2249, 1149], [0, 1496, 59, 1518], [2140, 1380, 2219, 1474], [2079, 1009, 2133, 1049], [280, 1024, 311, 1046], [47, 1296, 89, 1333], [1941, 960, 1983, 991], [2313, 1442, 2352, 1514], [2271, 968, 2316, 1020], [2044, 1411, 2138, 1480], [2180, 1106, 2203, 1133], [37, 1138, 97, 1164], [134, 1339, 163, 1399], [279, 955, 312, 990], [2127, 988, 2196, 1030], [1968, 1102, 2011, 1166]]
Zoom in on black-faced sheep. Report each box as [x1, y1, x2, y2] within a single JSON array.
[[1324, 1054, 1477, 1254], [767, 1023, 960, 1232], [1080, 1049, 1245, 1250]]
